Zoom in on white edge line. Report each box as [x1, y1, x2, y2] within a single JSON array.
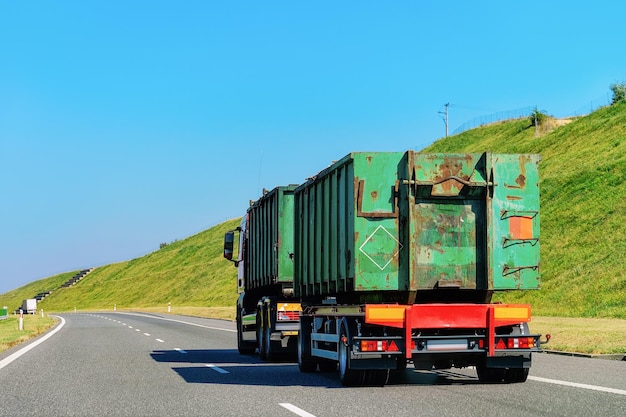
[[0, 315, 66, 370], [205, 364, 229, 374], [111, 312, 237, 333], [279, 403, 317, 417], [529, 376, 626, 396]]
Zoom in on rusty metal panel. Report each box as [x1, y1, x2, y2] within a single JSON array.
[[404, 152, 490, 292], [490, 154, 541, 289], [246, 185, 296, 289]]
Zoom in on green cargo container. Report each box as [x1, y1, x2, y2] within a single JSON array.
[[245, 185, 297, 291], [294, 151, 540, 304]]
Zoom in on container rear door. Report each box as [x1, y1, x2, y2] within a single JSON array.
[[406, 152, 490, 291]]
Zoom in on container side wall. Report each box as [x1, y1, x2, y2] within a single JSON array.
[[353, 153, 405, 292], [491, 154, 541, 290], [247, 186, 296, 290], [295, 155, 357, 298]]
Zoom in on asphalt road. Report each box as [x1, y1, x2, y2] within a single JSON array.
[[1, 312, 625, 417]]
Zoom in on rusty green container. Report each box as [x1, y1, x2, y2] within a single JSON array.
[[293, 151, 540, 304], [246, 185, 297, 290]]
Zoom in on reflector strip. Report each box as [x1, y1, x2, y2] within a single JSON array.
[[494, 306, 530, 321], [365, 305, 406, 322], [278, 303, 302, 312]]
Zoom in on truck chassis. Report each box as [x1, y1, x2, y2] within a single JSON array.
[[298, 302, 542, 386]]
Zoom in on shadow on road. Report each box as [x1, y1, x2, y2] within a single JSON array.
[[150, 348, 482, 387]]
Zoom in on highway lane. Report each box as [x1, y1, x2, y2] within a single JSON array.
[[0, 312, 625, 417]]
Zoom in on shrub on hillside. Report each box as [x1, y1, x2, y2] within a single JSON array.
[[610, 81, 626, 104], [529, 108, 549, 126]]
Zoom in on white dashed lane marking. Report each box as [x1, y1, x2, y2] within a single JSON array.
[[205, 364, 229, 374], [279, 403, 317, 417], [529, 376, 626, 396]]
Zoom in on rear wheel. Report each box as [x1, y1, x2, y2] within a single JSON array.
[[318, 360, 337, 372], [338, 323, 364, 386], [504, 367, 529, 383], [363, 369, 390, 387], [298, 316, 317, 373], [476, 362, 506, 383], [236, 315, 255, 355], [257, 313, 267, 360], [263, 323, 275, 361]]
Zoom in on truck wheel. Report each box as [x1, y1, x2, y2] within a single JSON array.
[[318, 360, 337, 372], [257, 314, 267, 360], [237, 317, 255, 355], [363, 369, 389, 387], [338, 323, 364, 386], [504, 367, 529, 383], [476, 362, 506, 383], [264, 324, 275, 361], [298, 333, 317, 372]]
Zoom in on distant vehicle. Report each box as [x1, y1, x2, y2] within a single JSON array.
[[21, 298, 37, 314]]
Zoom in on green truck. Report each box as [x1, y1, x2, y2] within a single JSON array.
[[224, 186, 302, 360], [226, 151, 546, 386]]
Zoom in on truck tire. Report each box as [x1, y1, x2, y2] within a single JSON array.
[[318, 360, 337, 372], [504, 367, 529, 383], [338, 322, 364, 386], [298, 316, 317, 373], [263, 324, 275, 361], [237, 316, 255, 355], [476, 362, 506, 383], [297, 324, 317, 372], [257, 313, 267, 360], [363, 369, 390, 387]]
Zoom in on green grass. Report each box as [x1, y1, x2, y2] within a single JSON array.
[[530, 316, 626, 355], [0, 218, 242, 315], [1, 103, 626, 354], [0, 314, 57, 352]]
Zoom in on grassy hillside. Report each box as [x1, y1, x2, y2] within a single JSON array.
[[425, 101, 626, 318], [1, 102, 625, 322], [0, 218, 241, 314]]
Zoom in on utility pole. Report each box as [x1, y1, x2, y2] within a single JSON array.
[[439, 103, 450, 137]]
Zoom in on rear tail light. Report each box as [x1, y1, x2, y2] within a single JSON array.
[[277, 311, 299, 321], [360, 340, 401, 352], [361, 341, 388, 352], [506, 337, 535, 349], [492, 337, 536, 350]]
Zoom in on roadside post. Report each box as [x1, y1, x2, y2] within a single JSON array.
[[19, 309, 23, 331], [168, 302, 171, 313]]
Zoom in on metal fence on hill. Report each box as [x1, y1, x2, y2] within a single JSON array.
[[451, 106, 535, 136], [451, 94, 614, 137]]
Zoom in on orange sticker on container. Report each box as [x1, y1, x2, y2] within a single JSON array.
[[509, 216, 533, 240]]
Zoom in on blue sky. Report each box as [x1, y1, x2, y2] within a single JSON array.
[[1, 1, 624, 294]]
